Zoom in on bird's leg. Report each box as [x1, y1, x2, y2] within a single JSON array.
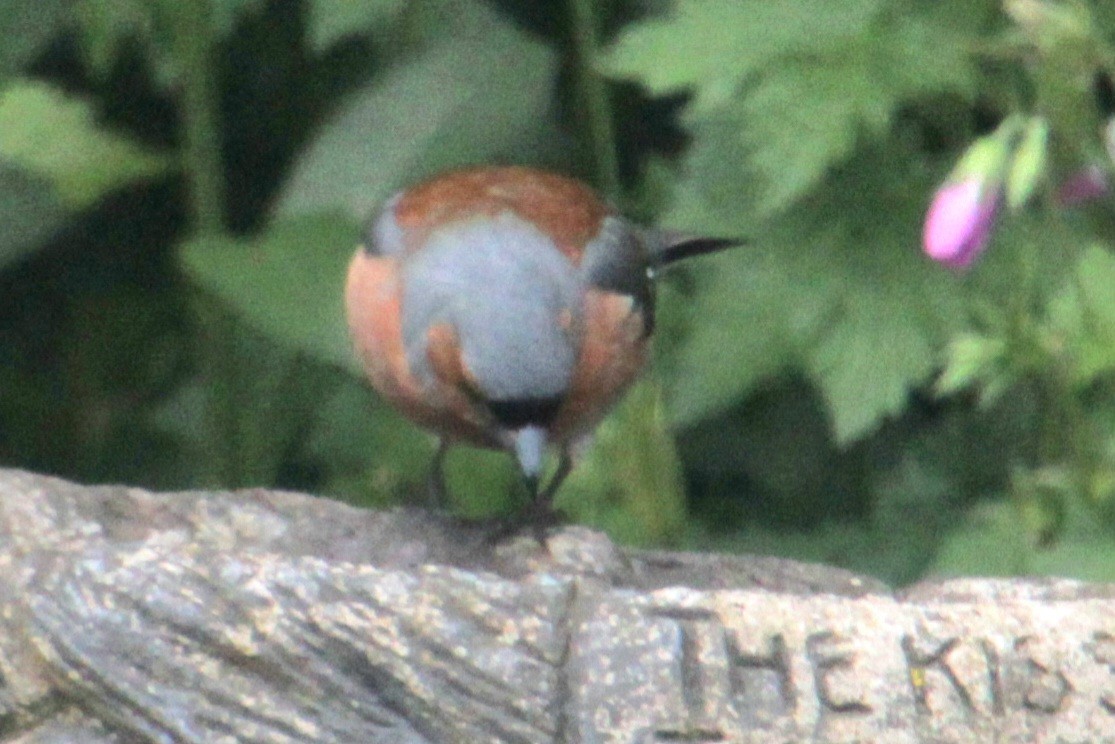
[[535, 446, 573, 515], [515, 447, 572, 541], [515, 441, 575, 535], [490, 445, 572, 543], [426, 438, 451, 509]]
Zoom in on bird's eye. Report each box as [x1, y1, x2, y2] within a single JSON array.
[[582, 216, 656, 334]]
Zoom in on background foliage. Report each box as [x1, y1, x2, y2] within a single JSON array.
[[3, 0, 1115, 585]]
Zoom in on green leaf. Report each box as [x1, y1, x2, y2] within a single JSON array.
[[1044, 243, 1115, 387], [929, 501, 1032, 577], [1005, 117, 1050, 211], [0, 0, 71, 78], [75, 0, 154, 78], [809, 292, 936, 443], [559, 378, 688, 547], [660, 246, 829, 426], [275, 0, 559, 221], [658, 160, 946, 441], [936, 332, 1010, 400], [708, 22, 975, 215], [877, 7, 981, 99], [1030, 538, 1115, 582], [604, 0, 884, 112], [306, 0, 405, 51], [733, 50, 895, 214], [179, 213, 362, 375], [0, 165, 67, 269], [75, 0, 264, 80], [0, 81, 170, 208], [661, 112, 966, 439], [209, 0, 266, 34], [151, 316, 337, 490], [307, 376, 435, 506], [614, 4, 980, 217]]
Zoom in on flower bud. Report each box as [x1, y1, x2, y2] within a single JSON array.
[[923, 178, 1001, 269], [923, 122, 1018, 269], [1005, 117, 1049, 210], [1055, 163, 1109, 206]]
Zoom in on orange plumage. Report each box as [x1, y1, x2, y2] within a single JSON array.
[[344, 165, 739, 508]]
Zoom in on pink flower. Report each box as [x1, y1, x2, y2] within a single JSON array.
[[923, 179, 1000, 269]]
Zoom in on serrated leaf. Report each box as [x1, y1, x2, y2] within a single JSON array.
[[719, 18, 977, 215], [275, 0, 559, 221], [935, 332, 1009, 398], [180, 213, 362, 375], [736, 50, 895, 214], [604, 0, 883, 111], [1044, 244, 1115, 387], [617, 5, 981, 217], [664, 130, 962, 439], [658, 186, 848, 428], [809, 293, 936, 443], [664, 111, 767, 228], [880, 9, 981, 99], [661, 253, 816, 426], [0, 81, 170, 207], [306, 0, 405, 51]]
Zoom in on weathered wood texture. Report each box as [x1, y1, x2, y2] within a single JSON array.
[[1, 468, 1114, 743]]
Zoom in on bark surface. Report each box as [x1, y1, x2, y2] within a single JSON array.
[[1, 468, 1112, 743]]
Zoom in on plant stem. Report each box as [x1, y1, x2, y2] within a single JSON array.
[[201, 303, 245, 487], [175, 0, 225, 234], [171, 0, 241, 485], [569, 0, 622, 202]]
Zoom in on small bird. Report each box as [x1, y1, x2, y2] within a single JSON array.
[[344, 165, 739, 512]]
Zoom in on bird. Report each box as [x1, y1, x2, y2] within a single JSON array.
[[344, 165, 739, 514]]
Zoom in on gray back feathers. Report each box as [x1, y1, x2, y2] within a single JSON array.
[[401, 212, 583, 404]]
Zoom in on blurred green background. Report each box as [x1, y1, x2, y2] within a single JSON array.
[[4, 0, 1115, 586]]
